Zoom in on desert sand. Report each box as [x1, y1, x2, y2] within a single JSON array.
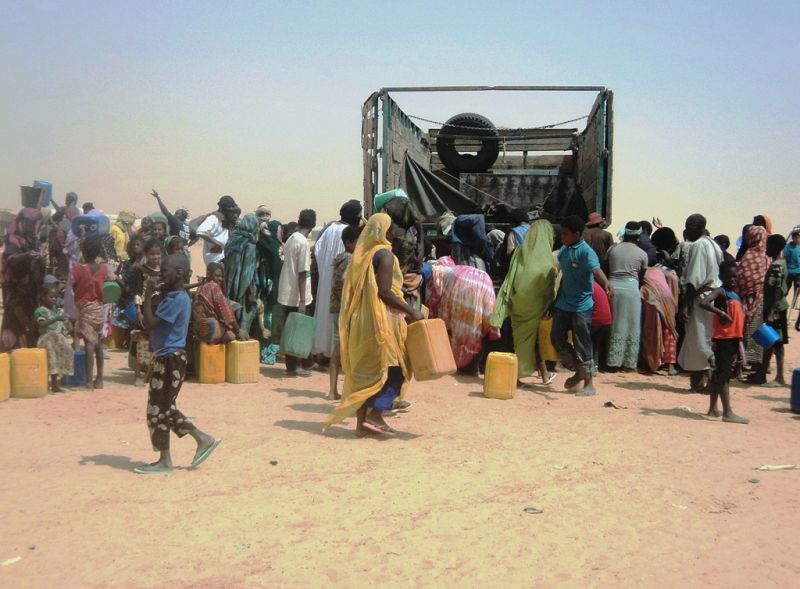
[[1, 336, 799, 588]]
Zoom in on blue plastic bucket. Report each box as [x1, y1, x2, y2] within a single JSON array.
[[61, 350, 86, 386], [791, 369, 800, 414], [752, 323, 780, 349]]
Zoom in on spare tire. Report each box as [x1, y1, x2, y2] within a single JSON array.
[[436, 112, 500, 174]]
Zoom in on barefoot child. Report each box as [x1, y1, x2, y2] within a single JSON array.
[[35, 284, 74, 392], [328, 225, 360, 400], [72, 236, 114, 389], [134, 254, 221, 474], [700, 260, 749, 424]]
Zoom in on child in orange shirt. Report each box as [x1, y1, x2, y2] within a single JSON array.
[[700, 260, 748, 424]]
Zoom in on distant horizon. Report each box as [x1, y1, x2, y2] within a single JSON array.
[[1, 1, 797, 244]]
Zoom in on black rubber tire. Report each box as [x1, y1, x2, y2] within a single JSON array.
[[436, 112, 500, 174]]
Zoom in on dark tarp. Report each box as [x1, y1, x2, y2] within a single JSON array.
[[397, 153, 588, 225], [398, 155, 481, 222]]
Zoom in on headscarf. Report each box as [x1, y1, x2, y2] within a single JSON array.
[[116, 210, 136, 228], [323, 213, 409, 431], [736, 225, 769, 317], [4, 207, 43, 254], [491, 220, 558, 376], [339, 199, 363, 226], [374, 188, 407, 213], [224, 213, 260, 305], [147, 211, 168, 230]]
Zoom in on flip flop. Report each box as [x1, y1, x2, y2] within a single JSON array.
[[133, 464, 172, 475], [190, 439, 222, 470], [375, 423, 396, 434], [360, 421, 385, 435], [543, 373, 556, 386]]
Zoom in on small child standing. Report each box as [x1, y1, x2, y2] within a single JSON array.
[[700, 260, 748, 424], [134, 254, 221, 474], [131, 238, 162, 386], [72, 236, 113, 389], [748, 234, 789, 386], [34, 284, 73, 392], [328, 225, 361, 400]]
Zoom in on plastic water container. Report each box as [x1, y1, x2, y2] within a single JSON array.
[[226, 340, 260, 383], [103, 280, 121, 304], [791, 369, 800, 414], [197, 343, 226, 384], [61, 349, 87, 386], [10, 348, 48, 398], [484, 352, 518, 400], [108, 325, 129, 350], [33, 180, 53, 207], [406, 318, 457, 381], [0, 353, 10, 402], [280, 312, 316, 358], [71, 214, 110, 238], [538, 318, 560, 362], [752, 323, 780, 349]]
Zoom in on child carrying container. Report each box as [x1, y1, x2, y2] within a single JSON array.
[[700, 260, 748, 424], [34, 284, 73, 392], [72, 236, 114, 390], [134, 254, 221, 475]]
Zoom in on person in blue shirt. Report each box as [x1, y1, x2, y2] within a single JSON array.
[[134, 254, 221, 475], [784, 230, 800, 329], [551, 216, 614, 396]]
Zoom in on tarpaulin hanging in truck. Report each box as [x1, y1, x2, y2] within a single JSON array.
[[398, 154, 481, 221]]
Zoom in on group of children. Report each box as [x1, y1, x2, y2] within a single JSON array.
[[32, 232, 221, 474]]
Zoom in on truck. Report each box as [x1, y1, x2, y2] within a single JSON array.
[[361, 85, 614, 231]]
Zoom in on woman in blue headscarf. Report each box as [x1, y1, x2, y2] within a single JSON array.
[[224, 213, 260, 335]]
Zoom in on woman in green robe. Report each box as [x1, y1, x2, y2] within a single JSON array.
[[491, 219, 559, 382]]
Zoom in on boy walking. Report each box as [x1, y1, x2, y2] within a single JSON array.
[[700, 261, 748, 423], [134, 254, 221, 474], [551, 216, 614, 396]]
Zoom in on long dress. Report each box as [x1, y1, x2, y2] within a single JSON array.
[[0, 208, 45, 351], [323, 214, 409, 432], [256, 220, 283, 364], [427, 262, 499, 369], [491, 220, 558, 377], [736, 226, 769, 365], [224, 213, 259, 334], [678, 237, 723, 371], [312, 221, 347, 357], [641, 267, 678, 372]]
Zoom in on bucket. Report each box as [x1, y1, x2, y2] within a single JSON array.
[[103, 280, 121, 304], [791, 369, 800, 414], [61, 350, 87, 386], [21, 186, 43, 209], [752, 323, 780, 349]]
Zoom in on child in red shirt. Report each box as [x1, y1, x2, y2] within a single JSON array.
[[72, 236, 114, 389], [700, 261, 748, 424], [591, 280, 612, 374]]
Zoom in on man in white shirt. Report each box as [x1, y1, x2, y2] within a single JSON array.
[[278, 209, 317, 376], [196, 195, 240, 266]]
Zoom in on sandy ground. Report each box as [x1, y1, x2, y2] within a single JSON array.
[[1, 332, 799, 589]]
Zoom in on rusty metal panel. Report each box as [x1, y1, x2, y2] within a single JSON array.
[[459, 172, 576, 210]]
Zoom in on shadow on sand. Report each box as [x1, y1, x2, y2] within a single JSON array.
[[639, 407, 714, 421], [274, 419, 422, 440], [288, 402, 334, 414], [79, 454, 142, 471], [273, 387, 328, 399], [616, 381, 696, 395]]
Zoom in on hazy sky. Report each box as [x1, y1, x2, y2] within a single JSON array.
[[1, 1, 798, 240]]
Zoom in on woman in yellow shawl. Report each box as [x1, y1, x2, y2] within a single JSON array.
[[491, 219, 558, 383], [323, 214, 423, 436]]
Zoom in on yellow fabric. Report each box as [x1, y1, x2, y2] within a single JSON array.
[[109, 224, 129, 261], [323, 213, 409, 431]]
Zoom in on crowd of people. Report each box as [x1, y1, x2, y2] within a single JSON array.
[[1, 185, 798, 468]]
